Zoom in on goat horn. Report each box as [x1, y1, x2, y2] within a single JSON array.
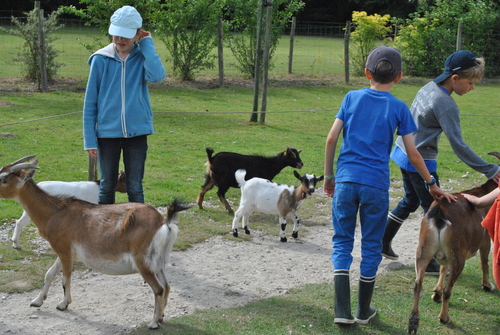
[[487, 152, 500, 160], [11, 163, 39, 173], [11, 155, 37, 166]]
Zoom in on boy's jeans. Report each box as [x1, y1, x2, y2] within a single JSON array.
[[331, 182, 388, 278], [97, 135, 148, 204], [390, 168, 439, 220]]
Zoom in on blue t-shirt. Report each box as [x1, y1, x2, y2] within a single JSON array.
[[335, 87, 417, 191]]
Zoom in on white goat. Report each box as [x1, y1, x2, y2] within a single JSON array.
[[0, 155, 189, 329], [11, 172, 126, 248], [232, 169, 323, 242]]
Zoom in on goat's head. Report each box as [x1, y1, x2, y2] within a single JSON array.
[[293, 170, 324, 196], [284, 147, 304, 169], [0, 155, 39, 200]]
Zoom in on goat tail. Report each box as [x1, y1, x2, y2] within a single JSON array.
[[426, 203, 447, 231], [235, 169, 247, 187], [165, 199, 191, 227], [206, 147, 215, 162]]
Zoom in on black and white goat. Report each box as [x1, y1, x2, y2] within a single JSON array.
[[231, 169, 323, 242], [197, 147, 304, 214]]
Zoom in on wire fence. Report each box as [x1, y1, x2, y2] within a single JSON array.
[[0, 17, 347, 81], [2, 15, 500, 83]]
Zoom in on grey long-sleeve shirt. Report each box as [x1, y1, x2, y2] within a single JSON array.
[[395, 81, 499, 179]]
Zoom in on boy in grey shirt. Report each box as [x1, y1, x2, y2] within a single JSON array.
[[383, 50, 500, 273]]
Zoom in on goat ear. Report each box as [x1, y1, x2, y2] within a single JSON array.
[[317, 175, 324, 182], [293, 170, 302, 180], [22, 169, 36, 182]]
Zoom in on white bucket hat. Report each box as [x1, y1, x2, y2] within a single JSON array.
[[108, 6, 142, 39]]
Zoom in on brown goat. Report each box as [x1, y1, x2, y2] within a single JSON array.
[[408, 166, 498, 333], [11, 171, 127, 249], [0, 155, 189, 329]]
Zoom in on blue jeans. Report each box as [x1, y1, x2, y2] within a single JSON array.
[[390, 168, 440, 221], [331, 182, 388, 278], [97, 135, 148, 204]]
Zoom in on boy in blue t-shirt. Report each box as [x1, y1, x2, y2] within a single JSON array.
[[323, 46, 455, 325]]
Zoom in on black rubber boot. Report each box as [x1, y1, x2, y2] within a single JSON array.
[[355, 276, 377, 325], [425, 258, 441, 276], [334, 270, 355, 325], [382, 216, 402, 260]]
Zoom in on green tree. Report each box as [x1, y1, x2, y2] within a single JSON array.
[[350, 11, 392, 76], [395, 0, 499, 77], [225, 0, 305, 78], [1, 7, 64, 83], [63, 0, 159, 52], [151, 0, 222, 81]]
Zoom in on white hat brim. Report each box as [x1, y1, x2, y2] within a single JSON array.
[[109, 24, 137, 39]]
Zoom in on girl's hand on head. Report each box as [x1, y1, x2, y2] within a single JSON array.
[[138, 29, 151, 41]]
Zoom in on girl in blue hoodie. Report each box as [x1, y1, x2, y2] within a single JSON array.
[[83, 6, 166, 204]]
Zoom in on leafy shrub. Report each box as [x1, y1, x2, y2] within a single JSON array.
[[1, 7, 64, 83], [395, 0, 499, 77], [350, 11, 392, 76], [152, 0, 221, 81]]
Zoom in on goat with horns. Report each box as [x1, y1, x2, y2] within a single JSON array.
[[0, 155, 189, 329]]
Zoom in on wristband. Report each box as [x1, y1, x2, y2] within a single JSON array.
[[325, 175, 335, 180], [425, 176, 437, 189]]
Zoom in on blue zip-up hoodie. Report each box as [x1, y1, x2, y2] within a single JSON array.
[[83, 37, 166, 150]]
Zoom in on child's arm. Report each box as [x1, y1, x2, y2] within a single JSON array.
[[463, 188, 500, 208], [324, 118, 343, 197], [402, 134, 457, 203]]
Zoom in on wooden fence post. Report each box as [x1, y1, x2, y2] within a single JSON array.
[[36, 1, 48, 93], [251, 0, 265, 123], [217, 17, 225, 88], [288, 16, 296, 74], [344, 21, 351, 85], [456, 21, 463, 51], [88, 156, 98, 181], [259, 0, 273, 125]]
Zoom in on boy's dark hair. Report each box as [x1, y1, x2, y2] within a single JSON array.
[[369, 61, 399, 84]]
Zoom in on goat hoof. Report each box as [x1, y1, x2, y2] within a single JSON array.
[[292, 231, 298, 239], [482, 283, 495, 292], [148, 320, 160, 329], [280, 237, 288, 243], [439, 315, 451, 324], [408, 313, 420, 334], [244, 227, 250, 235], [56, 303, 69, 311], [30, 301, 42, 308], [233, 229, 238, 237], [432, 290, 442, 303]]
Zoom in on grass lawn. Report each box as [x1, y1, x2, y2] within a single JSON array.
[[1, 67, 500, 333]]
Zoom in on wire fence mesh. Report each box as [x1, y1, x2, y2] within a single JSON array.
[[0, 17, 347, 80]]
